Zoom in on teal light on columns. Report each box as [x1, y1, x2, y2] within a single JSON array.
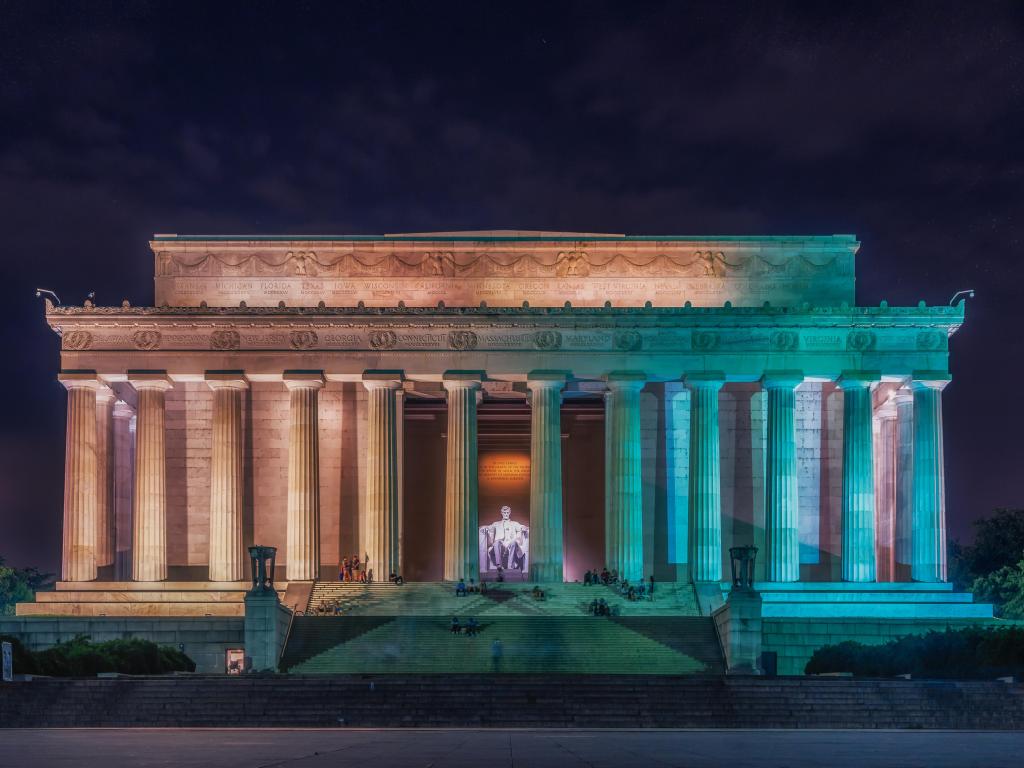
[[686, 373, 725, 583], [528, 372, 567, 582], [911, 372, 950, 583], [838, 371, 880, 583], [605, 372, 646, 583], [763, 371, 803, 583], [442, 374, 481, 582]]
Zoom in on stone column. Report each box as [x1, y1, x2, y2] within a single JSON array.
[[911, 373, 950, 582], [604, 372, 645, 583], [396, 388, 406, 575], [763, 371, 802, 583], [362, 372, 403, 582], [874, 398, 898, 582], [129, 373, 174, 582], [59, 373, 100, 582], [112, 401, 135, 580], [838, 371, 879, 583], [443, 374, 481, 582], [893, 387, 914, 577], [95, 386, 116, 569], [686, 373, 725, 583], [528, 372, 566, 583], [284, 372, 324, 581], [206, 373, 248, 582]]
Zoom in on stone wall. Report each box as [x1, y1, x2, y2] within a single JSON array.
[[763, 617, 990, 676], [0, 616, 244, 674]]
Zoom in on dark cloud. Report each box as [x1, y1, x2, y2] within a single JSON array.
[[0, 0, 1022, 570]]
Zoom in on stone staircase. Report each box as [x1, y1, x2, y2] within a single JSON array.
[[3, 675, 1023, 728]]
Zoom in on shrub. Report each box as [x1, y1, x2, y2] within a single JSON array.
[[26, 635, 195, 677], [0, 634, 38, 675], [805, 626, 1024, 679]]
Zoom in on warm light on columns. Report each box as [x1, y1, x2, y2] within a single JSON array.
[[362, 373, 403, 582], [527, 373, 566, 583], [284, 373, 324, 581], [206, 374, 248, 582], [129, 374, 174, 582], [59, 373, 100, 582], [94, 386, 117, 569], [443, 375, 481, 582], [604, 372, 645, 583]]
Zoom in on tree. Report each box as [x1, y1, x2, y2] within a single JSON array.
[[0, 556, 55, 615], [972, 559, 1024, 620], [949, 509, 1024, 618]]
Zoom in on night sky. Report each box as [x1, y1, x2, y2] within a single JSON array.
[[1, 1, 1021, 572]]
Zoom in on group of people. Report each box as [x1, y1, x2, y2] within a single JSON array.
[[583, 568, 656, 598], [454, 578, 487, 596], [588, 597, 612, 616], [450, 616, 480, 636], [339, 553, 372, 583]]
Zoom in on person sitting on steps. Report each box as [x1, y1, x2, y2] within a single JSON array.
[[465, 617, 479, 636], [455, 578, 467, 597], [450, 616, 461, 635]]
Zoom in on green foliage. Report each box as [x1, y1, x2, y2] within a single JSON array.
[[0, 634, 39, 675], [971, 559, 1024, 620], [0, 556, 54, 616], [805, 626, 1024, 679], [5, 635, 194, 677]]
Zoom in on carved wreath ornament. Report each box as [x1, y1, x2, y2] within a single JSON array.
[[132, 330, 162, 350], [533, 330, 562, 350], [210, 329, 240, 350], [613, 330, 643, 352], [368, 330, 397, 350], [61, 330, 93, 350], [770, 330, 799, 352], [916, 330, 946, 351], [448, 330, 478, 351], [289, 330, 319, 350], [846, 330, 876, 351], [691, 331, 719, 351]]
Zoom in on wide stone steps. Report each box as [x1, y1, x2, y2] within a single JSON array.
[[281, 615, 724, 675], [3, 676, 1022, 729], [306, 581, 700, 617]]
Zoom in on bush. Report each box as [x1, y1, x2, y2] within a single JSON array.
[[0, 634, 39, 675], [25, 635, 195, 677], [805, 626, 1024, 679]]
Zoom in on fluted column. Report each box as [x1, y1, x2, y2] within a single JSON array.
[[763, 371, 802, 582], [911, 373, 950, 582], [363, 373, 403, 582], [206, 373, 248, 582], [528, 373, 566, 583], [112, 401, 136, 580], [686, 373, 724, 583], [129, 373, 174, 582], [893, 387, 914, 577], [95, 386, 116, 569], [396, 389, 406, 574], [59, 373, 100, 581], [443, 374, 481, 581], [284, 372, 324, 581], [874, 398, 898, 582], [605, 373, 645, 583], [838, 371, 879, 582]]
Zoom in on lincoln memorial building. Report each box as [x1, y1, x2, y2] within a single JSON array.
[[9, 232, 992, 675]]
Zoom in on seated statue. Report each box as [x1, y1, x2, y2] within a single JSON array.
[[479, 505, 529, 574]]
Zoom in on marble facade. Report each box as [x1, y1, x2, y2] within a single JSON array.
[[36, 232, 965, 607]]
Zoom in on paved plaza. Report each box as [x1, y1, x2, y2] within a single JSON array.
[[0, 729, 1020, 768]]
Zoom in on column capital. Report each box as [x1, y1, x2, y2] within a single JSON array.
[[890, 386, 914, 406], [362, 369, 405, 390], [910, 371, 951, 392], [95, 385, 117, 404], [876, 399, 898, 421], [761, 370, 804, 390], [205, 370, 249, 391], [58, 370, 100, 391], [127, 371, 174, 392], [684, 372, 725, 391], [606, 371, 646, 392], [527, 370, 568, 391], [836, 370, 880, 390], [283, 370, 325, 391], [442, 371, 484, 393]]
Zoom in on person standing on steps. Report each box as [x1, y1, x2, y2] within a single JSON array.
[[491, 638, 503, 672], [648, 574, 655, 600]]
